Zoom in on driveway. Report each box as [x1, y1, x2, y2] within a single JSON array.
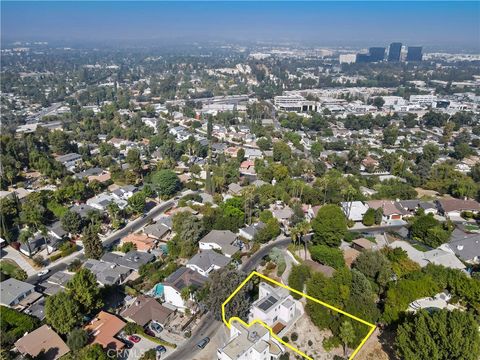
[[126, 335, 161, 360], [0, 246, 37, 276]]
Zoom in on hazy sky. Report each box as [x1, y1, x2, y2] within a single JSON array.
[[2, 1, 479, 50]]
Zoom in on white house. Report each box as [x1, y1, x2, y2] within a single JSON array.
[[186, 250, 230, 277], [341, 201, 369, 222], [163, 267, 208, 312], [199, 230, 240, 258], [0, 278, 36, 307], [86, 193, 127, 211], [217, 320, 284, 360], [55, 153, 82, 171], [248, 282, 302, 329]]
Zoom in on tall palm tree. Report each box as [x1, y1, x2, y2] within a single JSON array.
[[19, 228, 34, 258]]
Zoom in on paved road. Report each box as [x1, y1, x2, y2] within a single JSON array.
[[164, 313, 221, 360], [26, 199, 175, 284], [241, 237, 292, 273], [168, 237, 292, 359]]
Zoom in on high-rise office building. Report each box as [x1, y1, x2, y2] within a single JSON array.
[[388, 42, 402, 62], [368, 47, 386, 62], [356, 53, 370, 63], [406, 46, 423, 61]]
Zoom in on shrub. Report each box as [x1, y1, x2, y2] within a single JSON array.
[[290, 332, 298, 341], [282, 336, 289, 343], [50, 253, 62, 262], [308, 340, 313, 346], [33, 255, 44, 267], [68, 259, 82, 272], [0, 306, 40, 347], [309, 245, 345, 269], [266, 262, 276, 270], [322, 336, 341, 352], [276, 261, 287, 277], [362, 208, 376, 226], [124, 322, 142, 335], [288, 264, 311, 299]]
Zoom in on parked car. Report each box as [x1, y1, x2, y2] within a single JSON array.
[[123, 340, 134, 349], [144, 328, 155, 337], [150, 321, 163, 333], [128, 335, 141, 343], [196, 337, 210, 349], [37, 269, 50, 277], [155, 345, 167, 354]]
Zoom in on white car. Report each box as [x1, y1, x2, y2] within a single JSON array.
[[37, 269, 50, 277]]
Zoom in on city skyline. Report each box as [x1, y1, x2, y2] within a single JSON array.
[[2, 1, 480, 51]]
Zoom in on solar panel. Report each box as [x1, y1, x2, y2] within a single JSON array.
[[258, 295, 278, 311]]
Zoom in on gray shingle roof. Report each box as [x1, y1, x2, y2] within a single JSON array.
[[187, 250, 230, 272], [0, 278, 35, 306]]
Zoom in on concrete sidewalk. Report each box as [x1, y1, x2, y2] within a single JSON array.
[[1, 246, 37, 276]]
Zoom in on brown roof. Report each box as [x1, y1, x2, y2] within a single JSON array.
[[15, 325, 69, 360], [121, 295, 174, 326], [84, 311, 126, 350], [352, 238, 375, 250], [121, 233, 156, 251], [437, 199, 480, 214], [343, 248, 361, 268], [366, 200, 407, 216], [304, 260, 336, 278]]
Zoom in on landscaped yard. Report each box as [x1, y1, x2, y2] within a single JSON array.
[[0, 259, 27, 280]]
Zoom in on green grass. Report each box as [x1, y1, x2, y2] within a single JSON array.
[[47, 200, 68, 219], [464, 224, 479, 232], [0, 260, 27, 280], [412, 243, 430, 252]]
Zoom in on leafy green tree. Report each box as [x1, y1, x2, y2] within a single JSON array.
[[127, 191, 146, 214], [339, 320, 356, 357], [66, 268, 103, 312], [257, 137, 272, 151], [374, 208, 383, 225], [126, 148, 142, 173], [45, 291, 81, 334], [151, 169, 181, 197], [311, 204, 347, 247], [67, 328, 89, 352], [353, 251, 392, 289], [82, 224, 103, 260], [372, 97, 385, 109], [452, 142, 474, 160], [203, 268, 251, 321], [362, 208, 375, 226], [396, 310, 480, 360], [310, 245, 345, 269], [254, 218, 281, 243], [422, 143, 440, 164], [382, 274, 441, 324], [273, 141, 292, 164], [77, 344, 109, 360], [288, 264, 311, 299], [382, 125, 398, 145], [61, 210, 83, 235]]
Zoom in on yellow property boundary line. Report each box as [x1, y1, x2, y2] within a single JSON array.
[[221, 271, 376, 360]]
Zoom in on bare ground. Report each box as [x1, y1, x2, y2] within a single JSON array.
[[284, 314, 343, 360]]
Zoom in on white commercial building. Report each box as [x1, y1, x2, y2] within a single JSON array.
[[339, 54, 357, 64]]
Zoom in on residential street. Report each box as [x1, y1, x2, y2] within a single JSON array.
[[23, 198, 176, 284]]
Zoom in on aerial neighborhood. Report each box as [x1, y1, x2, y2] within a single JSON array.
[[1, 27, 480, 360]]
